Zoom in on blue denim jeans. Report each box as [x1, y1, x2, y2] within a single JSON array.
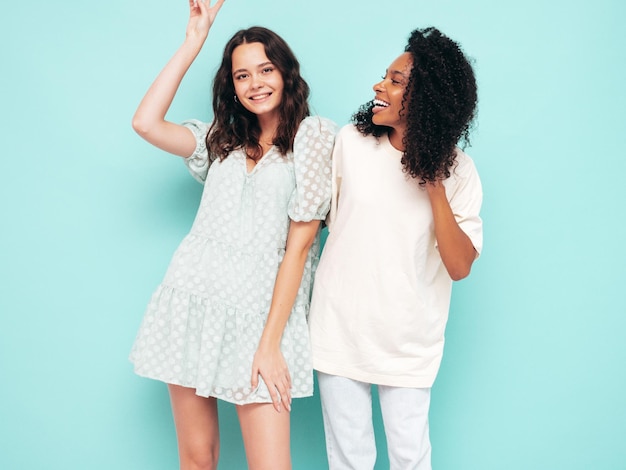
[[318, 372, 432, 470]]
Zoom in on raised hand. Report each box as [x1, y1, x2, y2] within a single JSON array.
[[132, 0, 228, 157], [186, 0, 226, 39]]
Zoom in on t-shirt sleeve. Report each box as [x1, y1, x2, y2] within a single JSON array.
[[445, 151, 484, 256], [287, 116, 338, 222], [325, 125, 348, 232], [181, 119, 212, 184]]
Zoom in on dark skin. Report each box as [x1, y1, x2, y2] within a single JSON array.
[[425, 182, 477, 280], [374, 52, 477, 281]]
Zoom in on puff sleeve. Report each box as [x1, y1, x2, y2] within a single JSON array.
[[181, 119, 213, 184], [287, 116, 337, 222]]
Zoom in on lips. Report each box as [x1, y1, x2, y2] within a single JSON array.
[[249, 93, 272, 101]]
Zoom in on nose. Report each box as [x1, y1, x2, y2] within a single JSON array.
[[250, 73, 263, 89], [373, 79, 384, 93]]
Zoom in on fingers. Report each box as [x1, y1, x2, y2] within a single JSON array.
[[195, 0, 207, 14], [260, 372, 292, 413], [271, 388, 282, 413], [280, 381, 292, 413], [250, 349, 292, 412], [270, 384, 291, 413], [196, 0, 226, 13], [275, 374, 292, 413], [425, 179, 445, 196], [251, 366, 259, 389], [193, 0, 226, 28], [212, 0, 226, 11]]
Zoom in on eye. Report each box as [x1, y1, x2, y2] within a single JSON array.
[[262, 66, 274, 74], [234, 73, 248, 81]]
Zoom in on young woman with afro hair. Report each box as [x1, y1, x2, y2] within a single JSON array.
[[308, 27, 483, 470]]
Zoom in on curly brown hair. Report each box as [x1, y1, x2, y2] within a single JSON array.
[[207, 27, 310, 161], [353, 27, 477, 184]]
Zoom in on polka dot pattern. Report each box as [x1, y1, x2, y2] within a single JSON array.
[[130, 116, 337, 404]]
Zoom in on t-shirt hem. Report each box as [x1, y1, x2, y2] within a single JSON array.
[[313, 360, 436, 388]]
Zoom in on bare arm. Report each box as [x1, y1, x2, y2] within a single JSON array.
[[251, 219, 321, 413], [131, 0, 225, 157], [426, 181, 477, 281]]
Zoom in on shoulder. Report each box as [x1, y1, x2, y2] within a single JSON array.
[[337, 123, 358, 138], [446, 148, 482, 197], [335, 123, 380, 152], [297, 115, 339, 137], [339, 123, 379, 141], [293, 117, 338, 159], [453, 148, 480, 178]]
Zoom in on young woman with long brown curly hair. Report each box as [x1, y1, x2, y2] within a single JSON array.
[[129, 2, 335, 468]]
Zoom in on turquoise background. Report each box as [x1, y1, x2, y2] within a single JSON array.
[[1, 0, 625, 468]]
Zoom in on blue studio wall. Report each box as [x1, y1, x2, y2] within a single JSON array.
[[1, 1, 625, 469]]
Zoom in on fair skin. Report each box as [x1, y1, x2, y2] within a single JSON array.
[[231, 42, 284, 164], [133, 1, 317, 468], [372, 52, 477, 280]]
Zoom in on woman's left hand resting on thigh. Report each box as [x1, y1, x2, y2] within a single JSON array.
[[251, 219, 321, 412]]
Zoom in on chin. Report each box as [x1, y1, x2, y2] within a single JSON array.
[[372, 117, 387, 127]]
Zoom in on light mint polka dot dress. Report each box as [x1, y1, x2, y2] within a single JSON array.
[[130, 116, 337, 404]]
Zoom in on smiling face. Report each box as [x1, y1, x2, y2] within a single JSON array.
[[232, 42, 284, 127], [371, 52, 413, 148]]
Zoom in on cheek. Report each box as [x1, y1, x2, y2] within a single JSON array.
[[272, 84, 284, 103], [233, 82, 243, 97], [274, 83, 285, 96], [273, 75, 286, 93], [393, 96, 408, 119], [394, 110, 407, 125]]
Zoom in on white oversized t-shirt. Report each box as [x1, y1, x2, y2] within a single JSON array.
[[308, 124, 483, 388]]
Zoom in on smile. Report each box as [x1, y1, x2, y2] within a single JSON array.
[[373, 99, 390, 108], [249, 93, 272, 101]]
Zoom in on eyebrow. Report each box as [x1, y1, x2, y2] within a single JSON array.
[[389, 69, 409, 79], [232, 61, 274, 76]]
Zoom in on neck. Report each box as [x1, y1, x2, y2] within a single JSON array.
[[257, 113, 280, 139], [388, 128, 405, 151]]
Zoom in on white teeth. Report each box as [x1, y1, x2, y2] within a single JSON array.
[[250, 93, 270, 100], [373, 99, 389, 107]]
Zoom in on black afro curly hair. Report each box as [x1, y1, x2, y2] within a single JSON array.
[[353, 27, 477, 184]]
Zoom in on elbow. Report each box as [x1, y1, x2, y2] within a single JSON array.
[[292, 238, 315, 260], [446, 261, 473, 281], [449, 268, 470, 282], [285, 220, 321, 257], [131, 114, 152, 138], [442, 244, 478, 281]]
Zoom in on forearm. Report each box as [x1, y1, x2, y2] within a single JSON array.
[[260, 252, 309, 348], [428, 185, 477, 280], [259, 221, 319, 349]]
